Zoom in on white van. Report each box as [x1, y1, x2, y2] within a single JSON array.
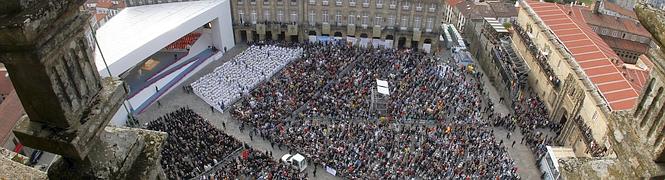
[[280, 153, 308, 172]]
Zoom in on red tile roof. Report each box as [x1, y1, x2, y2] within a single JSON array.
[[603, 1, 638, 19], [448, 0, 463, 6], [525, 1, 640, 111], [600, 35, 649, 54], [0, 91, 24, 145], [578, 7, 652, 38], [0, 70, 12, 95], [96, 0, 113, 9]]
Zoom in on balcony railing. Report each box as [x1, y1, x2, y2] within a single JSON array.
[[322, 0, 328, 5], [513, 21, 561, 89], [349, 2, 356, 6], [574, 116, 608, 157], [376, 3, 383, 8], [389, 4, 396, 9], [336, 1, 342, 5]]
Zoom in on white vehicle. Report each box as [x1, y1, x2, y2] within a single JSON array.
[[281, 153, 308, 172]]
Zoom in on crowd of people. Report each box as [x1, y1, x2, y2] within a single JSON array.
[[202, 148, 307, 180], [191, 45, 303, 112], [228, 42, 520, 179], [146, 108, 242, 179]]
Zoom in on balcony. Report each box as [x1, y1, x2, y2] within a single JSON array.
[[400, 26, 407, 30], [376, 3, 383, 8], [336, 1, 342, 5], [291, 1, 297, 5], [322, 0, 329, 5], [363, 2, 369, 7], [309, 0, 315, 5], [573, 116, 608, 157], [251, 1, 256, 5], [513, 21, 561, 89], [402, 5, 409, 10], [264, 0, 270, 5], [362, 24, 368, 29], [429, 7, 435, 12], [350, 2, 356, 6], [415, 6, 422, 11], [389, 4, 396, 9]]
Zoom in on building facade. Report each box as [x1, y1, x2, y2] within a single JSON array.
[[231, 0, 443, 49], [513, 1, 643, 157]]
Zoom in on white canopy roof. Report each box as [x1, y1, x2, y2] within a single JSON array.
[[94, 0, 231, 76]]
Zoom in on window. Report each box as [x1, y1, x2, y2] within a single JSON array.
[[335, 11, 343, 25], [290, 10, 298, 23], [389, 0, 396, 9], [376, 0, 383, 8], [322, 0, 329, 5], [374, 15, 383, 26], [416, 2, 422, 11], [264, 9, 271, 22], [291, 0, 297, 5], [309, 0, 315, 5], [238, 0, 243, 4], [413, 16, 421, 29], [322, 10, 329, 23], [426, 17, 433, 32], [336, 0, 342, 6], [264, 0, 270, 5], [429, 3, 436, 12], [309, 11, 316, 25], [277, 10, 284, 23], [363, 0, 369, 7], [251, 10, 257, 24], [239, 10, 245, 24], [387, 15, 395, 27], [251, 0, 256, 4], [349, 0, 356, 6], [402, 1, 410, 10], [400, 16, 408, 29], [362, 12, 369, 26], [348, 12, 356, 25]]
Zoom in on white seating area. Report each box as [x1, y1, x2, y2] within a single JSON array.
[[192, 45, 303, 111]]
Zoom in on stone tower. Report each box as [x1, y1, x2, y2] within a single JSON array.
[[0, 0, 166, 179]]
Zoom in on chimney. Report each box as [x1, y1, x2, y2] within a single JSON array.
[[593, 0, 602, 14]]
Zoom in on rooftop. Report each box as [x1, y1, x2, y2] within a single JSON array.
[[525, 1, 640, 111], [603, 1, 638, 19], [579, 7, 652, 38], [600, 35, 650, 53], [0, 91, 24, 145]]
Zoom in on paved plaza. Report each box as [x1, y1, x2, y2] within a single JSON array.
[[137, 45, 548, 179]]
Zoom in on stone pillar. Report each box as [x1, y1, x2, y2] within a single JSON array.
[[0, 0, 165, 179]]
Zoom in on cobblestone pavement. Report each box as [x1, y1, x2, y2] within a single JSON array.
[[136, 45, 337, 179], [138, 45, 549, 179]]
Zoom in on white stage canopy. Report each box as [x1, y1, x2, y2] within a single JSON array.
[[94, 0, 234, 77]]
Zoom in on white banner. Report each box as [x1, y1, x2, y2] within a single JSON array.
[[423, 43, 432, 53], [326, 166, 337, 176], [372, 39, 383, 48], [346, 37, 357, 45], [384, 40, 394, 49], [360, 38, 370, 48]]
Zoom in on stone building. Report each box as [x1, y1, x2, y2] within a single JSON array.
[[465, 17, 528, 107], [230, 0, 443, 50], [513, 0, 641, 157], [513, 1, 665, 178], [443, 0, 517, 34]]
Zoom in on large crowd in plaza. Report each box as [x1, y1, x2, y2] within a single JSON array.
[[146, 40, 571, 179], [226, 42, 520, 179], [147, 108, 305, 180]]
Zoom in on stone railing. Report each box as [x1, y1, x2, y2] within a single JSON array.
[[574, 116, 608, 157]]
